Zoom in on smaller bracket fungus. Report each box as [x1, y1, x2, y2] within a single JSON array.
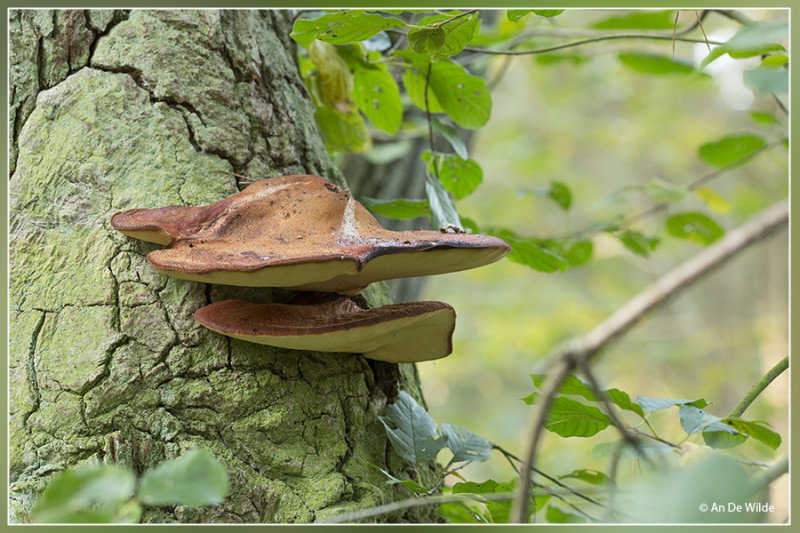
[[193, 296, 456, 363], [110, 174, 510, 294]]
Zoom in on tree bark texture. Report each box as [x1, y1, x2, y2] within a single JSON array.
[[9, 9, 436, 523]]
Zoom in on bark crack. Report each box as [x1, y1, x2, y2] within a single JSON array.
[[22, 311, 46, 429]]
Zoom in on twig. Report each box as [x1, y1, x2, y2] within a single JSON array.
[[492, 444, 610, 512], [729, 355, 788, 418], [629, 428, 682, 450], [695, 10, 712, 53], [622, 139, 786, 227], [509, 358, 574, 522], [577, 359, 652, 463], [772, 94, 788, 116], [431, 9, 477, 29], [751, 454, 788, 491], [462, 34, 723, 57], [321, 490, 523, 524], [513, 200, 788, 522], [423, 61, 439, 181]]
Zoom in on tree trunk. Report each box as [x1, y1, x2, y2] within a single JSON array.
[[9, 9, 436, 524]]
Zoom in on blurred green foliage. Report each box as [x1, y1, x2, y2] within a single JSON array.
[[292, 8, 788, 523], [31, 448, 228, 524]]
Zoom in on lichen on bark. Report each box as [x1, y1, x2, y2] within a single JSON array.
[[9, 9, 437, 523]]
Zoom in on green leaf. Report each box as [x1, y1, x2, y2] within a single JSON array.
[[702, 430, 749, 449], [618, 230, 658, 258], [506, 10, 534, 22], [352, 66, 402, 134], [558, 468, 612, 486], [637, 395, 708, 412], [438, 502, 489, 524], [451, 480, 521, 523], [436, 153, 483, 199], [432, 118, 468, 159], [699, 134, 765, 168], [315, 104, 370, 153], [744, 69, 788, 94], [32, 464, 137, 523], [441, 423, 493, 463], [408, 26, 447, 56], [138, 448, 229, 507], [533, 10, 565, 18], [370, 464, 429, 494], [699, 22, 787, 69], [530, 373, 645, 417], [500, 235, 569, 273], [666, 212, 724, 246], [645, 177, 686, 203], [679, 405, 742, 436], [548, 181, 572, 209], [593, 10, 675, 30], [417, 11, 480, 60], [291, 11, 406, 47], [760, 54, 789, 69], [722, 418, 782, 449], [592, 439, 675, 459], [379, 390, 447, 464], [308, 40, 353, 107], [749, 111, 780, 125], [542, 396, 612, 438], [361, 196, 430, 219], [400, 51, 444, 113], [425, 177, 462, 231], [400, 52, 491, 129], [430, 60, 491, 129], [694, 187, 731, 214], [546, 503, 589, 523], [564, 239, 593, 267], [618, 52, 695, 75]]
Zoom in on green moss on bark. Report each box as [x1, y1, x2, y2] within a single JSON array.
[[10, 9, 436, 524]]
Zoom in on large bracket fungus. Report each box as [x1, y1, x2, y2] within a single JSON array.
[[111, 174, 510, 363], [194, 296, 455, 363], [110, 174, 510, 294]]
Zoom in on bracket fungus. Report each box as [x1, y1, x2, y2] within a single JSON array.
[[110, 174, 510, 294], [193, 296, 456, 363]]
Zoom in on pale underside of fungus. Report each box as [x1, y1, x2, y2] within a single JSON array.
[[193, 296, 456, 363], [110, 174, 511, 294]]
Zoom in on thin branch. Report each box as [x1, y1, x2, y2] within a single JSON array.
[[509, 357, 574, 522], [545, 199, 787, 370], [321, 490, 520, 524], [751, 454, 788, 491], [423, 61, 439, 181], [622, 139, 786, 227], [493, 444, 611, 512], [695, 10, 712, 53], [462, 34, 723, 56], [729, 355, 788, 418], [514, 200, 788, 522], [772, 94, 788, 116], [629, 428, 682, 450], [431, 9, 477, 29], [577, 358, 653, 463]]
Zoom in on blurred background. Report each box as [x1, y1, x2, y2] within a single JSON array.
[[391, 8, 790, 519]]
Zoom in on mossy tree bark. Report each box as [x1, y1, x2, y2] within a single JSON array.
[[9, 9, 436, 524]]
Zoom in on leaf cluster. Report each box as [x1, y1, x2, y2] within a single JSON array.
[[30, 449, 228, 524]]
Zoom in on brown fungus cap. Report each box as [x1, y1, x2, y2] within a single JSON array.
[[193, 297, 456, 363], [110, 175, 510, 294]]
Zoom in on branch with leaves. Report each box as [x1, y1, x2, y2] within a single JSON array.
[[511, 200, 788, 522]]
